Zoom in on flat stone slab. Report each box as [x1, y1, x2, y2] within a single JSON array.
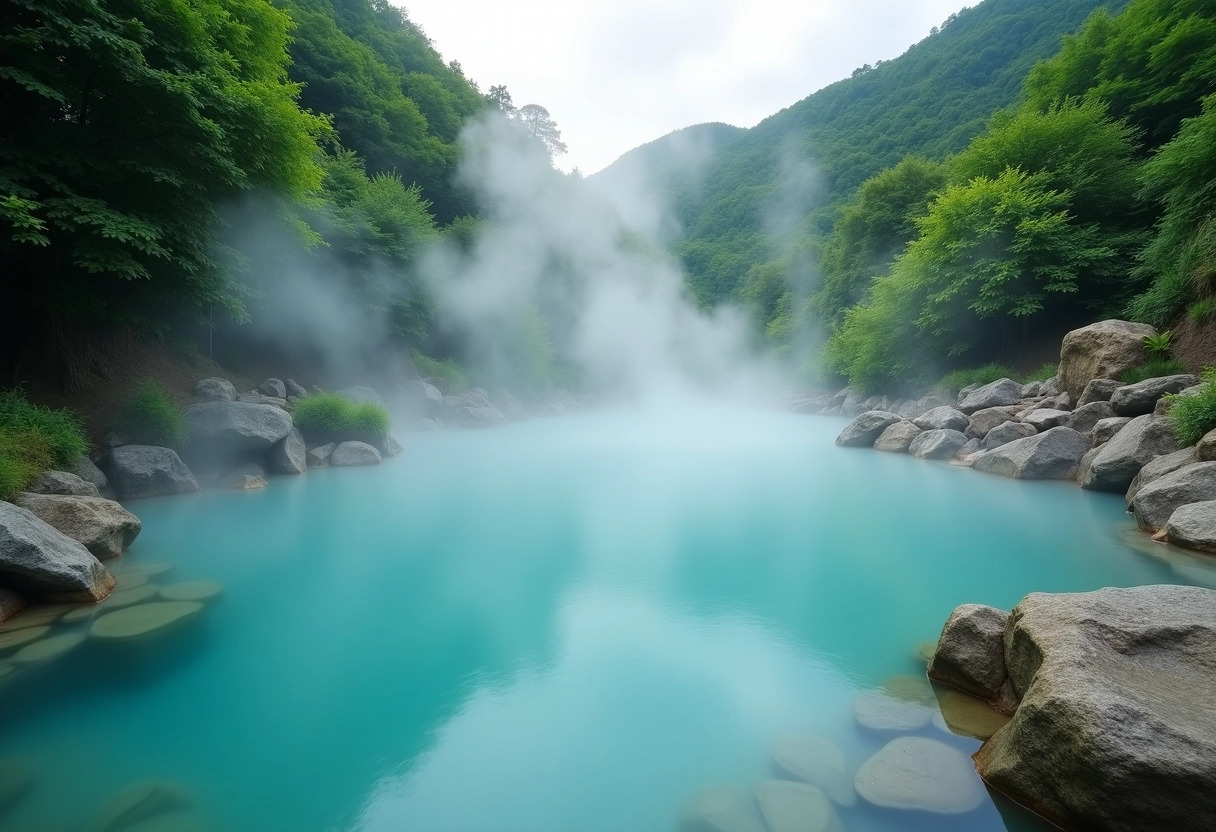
[[754, 780, 841, 832], [771, 736, 856, 806], [855, 736, 985, 814], [678, 786, 765, 832], [853, 688, 932, 731]]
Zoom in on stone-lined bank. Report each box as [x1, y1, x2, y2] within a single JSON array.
[[794, 320, 1216, 557]]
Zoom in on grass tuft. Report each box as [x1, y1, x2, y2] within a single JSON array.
[[1118, 358, 1187, 384], [114, 380, 186, 447], [0, 388, 88, 498], [292, 392, 391, 441], [937, 364, 1018, 393], [1166, 368, 1216, 446]]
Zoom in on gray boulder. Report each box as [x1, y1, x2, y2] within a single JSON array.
[[1131, 462, 1216, 532], [1077, 378, 1122, 407], [958, 378, 1024, 414], [1126, 448, 1198, 504], [1078, 414, 1180, 492], [405, 380, 444, 418], [378, 434, 403, 458], [257, 378, 287, 398], [306, 442, 335, 468], [1038, 392, 1073, 411], [1057, 319, 1157, 400], [284, 379, 308, 399], [26, 470, 100, 497], [1110, 374, 1198, 416], [1065, 401, 1118, 435], [957, 438, 982, 458], [834, 411, 903, 448], [1165, 501, 1216, 553], [218, 471, 267, 490], [236, 393, 289, 410], [983, 421, 1037, 450], [1198, 429, 1216, 462], [1155, 384, 1204, 415], [973, 585, 1216, 832], [105, 446, 199, 500], [193, 377, 236, 403], [73, 455, 115, 499], [186, 401, 292, 455], [928, 604, 1016, 713], [909, 429, 968, 460], [268, 428, 306, 475], [912, 406, 968, 432], [0, 501, 115, 602], [331, 441, 382, 467], [1023, 408, 1070, 431], [1021, 381, 1043, 398], [1092, 416, 1132, 445], [973, 427, 1091, 480], [874, 422, 921, 453], [966, 406, 1022, 439], [13, 493, 141, 560], [0, 586, 26, 621]]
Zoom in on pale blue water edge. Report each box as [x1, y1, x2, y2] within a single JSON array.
[[3, 406, 1214, 832]]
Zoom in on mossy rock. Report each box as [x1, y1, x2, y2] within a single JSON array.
[[0, 625, 51, 652], [93, 780, 192, 832], [11, 632, 85, 664], [0, 605, 75, 631], [90, 603, 203, 640], [0, 759, 30, 809], [158, 582, 222, 603]]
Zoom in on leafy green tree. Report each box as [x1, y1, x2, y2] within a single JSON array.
[[486, 85, 516, 116], [1128, 94, 1216, 325], [0, 0, 325, 375], [516, 104, 568, 159]]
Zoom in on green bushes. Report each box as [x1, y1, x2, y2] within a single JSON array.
[[411, 351, 469, 393], [0, 389, 88, 499], [1189, 299, 1215, 324], [1166, 369, 1216, 446], [292, 393, 390, 441], [1119, 358, 1188, 384], [114, 381, 186, 447]]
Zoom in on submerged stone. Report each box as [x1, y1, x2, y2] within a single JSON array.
[[771, 736, 855, 806], [855, 736, 985, 814], [11, 632, 84, 663], [931, 686, 1011, 740], [754, 780, 842, 832], [0, 625, 51, 651], [93, 780, 192, 832], [0, 759, 30, 809], [90, 602, 203, 640], [853, 688, 932, 731], [0, 603, 75, 630], [678, 786, 765, 832], [103, 584, 161, 608], [159, 581, 222, 602]]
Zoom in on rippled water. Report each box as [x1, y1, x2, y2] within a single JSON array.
[[2, 406, 1213, 832]]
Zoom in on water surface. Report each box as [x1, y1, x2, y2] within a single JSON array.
[[2, 406, 1213, 832]]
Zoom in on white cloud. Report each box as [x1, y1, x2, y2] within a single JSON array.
[[399, 0, 970, 173]]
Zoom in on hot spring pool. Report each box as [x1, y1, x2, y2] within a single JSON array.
[[2, 406, 1213, 832]]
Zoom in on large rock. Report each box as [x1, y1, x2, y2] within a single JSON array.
[[958, 378, 1024, 414], [1198, 429, 1216, 462], [306, 442, 335, 468], [192, 377, 236, 403], [1077, 378, 1122, 407], [928, 604, 1016, 713], [330, 441, 382, 467], [973, 427, 1091, 480], [237, 393, 288, 410], [105, 446, 199, 500], [73, 455, 115, 499], [257, 378, 287, 398], [982, 420, 1036, 450], [965, 406, 1021, 439], [0, 502, 115, 602], [1125, 448, 1198, 504], [405, 380, 444, 418], [186, 401, 293, 455], [1078, 414, 1180, 492], [268, 428, 306, 475], [1058, 319, 1157, 400], [1110, 374, 1198, 417], [913, 406, 968, 432], [1165, 501, 1216, 553], [909, 429, 968, 460], [1023, 408, 1070, 431], [873, 422, 921, 453], [13, 494, 141, 559], [284, 379, 309, 399], [834, 411, 903, 448], [1064, 400, 1118, 435], [855, 737, 984, 814], [973, 585, 1216, 832], [1092, 416, 1132, 445], [25, 470, 100, 497], [1131, 462, 1216, 532]]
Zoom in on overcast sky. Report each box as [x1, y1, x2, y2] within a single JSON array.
[[400, 0, 971, 174]]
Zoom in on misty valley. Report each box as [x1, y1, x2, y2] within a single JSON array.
[[2, 1, 1216, 832]]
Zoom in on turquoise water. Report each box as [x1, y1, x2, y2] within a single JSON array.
[[2, 405, 1214, 832]]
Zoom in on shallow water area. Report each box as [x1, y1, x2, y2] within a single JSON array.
[[2, 405, 1214, 832]]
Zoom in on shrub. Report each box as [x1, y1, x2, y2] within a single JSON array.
[[1119, 358, 1187, 384], [292, 392, 391, 441], [0, 428, 53, 500], [1166, 369, 1216, 446], [411, 351, 469, 393], [1189, 298, 1216, 324], [114, 381, 186, 447], [1142, 331, 1173, 358], [937, 364, 1019, 393], [0, 388, 88, 468]]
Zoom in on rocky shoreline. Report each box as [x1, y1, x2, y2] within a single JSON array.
[[794, 320, 1216, 556]]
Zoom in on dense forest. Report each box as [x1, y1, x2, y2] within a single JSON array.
[[0, 0, 563, 389]]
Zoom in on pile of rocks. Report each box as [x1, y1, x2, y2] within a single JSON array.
[[809, 320, 1216, 557]]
